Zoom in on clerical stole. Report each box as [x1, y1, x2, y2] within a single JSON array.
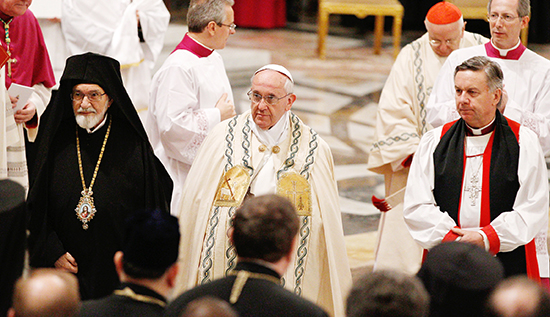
[[198, 113, 319, 294], [433, 112, 539, 279]]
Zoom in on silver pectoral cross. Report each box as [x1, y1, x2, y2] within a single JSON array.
[[464, 174, 482, 206]]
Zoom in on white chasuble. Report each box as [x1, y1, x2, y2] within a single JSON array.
[[175, 111, 351, 317]]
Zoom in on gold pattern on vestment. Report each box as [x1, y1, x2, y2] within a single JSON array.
[[228, 270, 281, 304], [113, 287, 166, 307], [75, 118, 112, 230], [258, 144, 280, 153], [277, 172, 311, 216], [214, 165, 251, 207]]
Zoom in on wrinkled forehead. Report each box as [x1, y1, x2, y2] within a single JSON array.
[[252, 70, 288, 90], [72, 83, 106, 93]]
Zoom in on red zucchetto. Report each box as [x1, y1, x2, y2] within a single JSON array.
[[426, 1, 463, 25]]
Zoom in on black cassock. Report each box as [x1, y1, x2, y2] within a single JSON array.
[[80, 283, 166, 317], [27, 53, 172, 300]]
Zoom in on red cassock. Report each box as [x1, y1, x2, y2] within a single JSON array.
[[233, 0, 286, 29]]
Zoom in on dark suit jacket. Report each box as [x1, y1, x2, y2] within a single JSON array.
[[81, 283, 166, 317], [164, 262, 329, 317]]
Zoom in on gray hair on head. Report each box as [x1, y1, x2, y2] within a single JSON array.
[[487, 0, 530, 17], [187, 0, 235, 33], [454, 56, 503, 93]]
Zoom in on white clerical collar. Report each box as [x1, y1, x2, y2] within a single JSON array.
[[252, 111, 289, 147], [86, 114, 109, 134], [490, 39, 520, 57], [187, 33, 215, 51], [466, 118, 495, 136]]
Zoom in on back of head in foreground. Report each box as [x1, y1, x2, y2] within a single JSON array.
[[9, 268, 80, 317], [417, 241, 504, 317], [120, 208, 180, 281], [485, 275, 550, 317], [346, 270, 429, 317], [180, 297, 238, 317], [232, 194, 299, 263]]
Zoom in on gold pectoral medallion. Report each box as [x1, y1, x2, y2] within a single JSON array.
[[75, 190, 97, 230], [277, 172, 311, 216], [214, 165, 251, 207]]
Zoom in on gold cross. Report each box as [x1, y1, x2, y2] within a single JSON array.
[[7, 54, 16, 78]]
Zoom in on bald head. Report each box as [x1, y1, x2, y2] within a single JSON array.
[[9, 269, 80, 317], [485, 276, 550, 317]]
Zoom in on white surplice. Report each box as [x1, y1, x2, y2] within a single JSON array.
[[403, 124, 549, 278], [145, 47, 234, 214], [62, 0, 170, 110], [173, 111, 352, 317], [367, 31, 488, 274], [426, 41, 550, 155]]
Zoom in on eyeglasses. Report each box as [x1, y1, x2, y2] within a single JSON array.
[[71, 90, 107, 103], [247, 90, 291, 106], [487, 13, 521, 23], [218, 23, 237, 31], [429, 36, 461, 47]]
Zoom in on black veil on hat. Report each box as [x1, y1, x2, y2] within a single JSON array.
[[27, 53, 173, 268], [38, 52, 148, 145], [29, 52, 159, 186]]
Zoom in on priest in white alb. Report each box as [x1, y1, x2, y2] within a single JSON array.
[[404, 56, 549, 286], [367, 1, 487, 275], [174, 64, 352, 317], [426, 0, 550, 155], [61, 0, 170, 110], [145, 0, 236, 214]]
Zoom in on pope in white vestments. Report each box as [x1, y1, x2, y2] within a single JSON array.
[[426, 0, 550, 155], [174, 65, 352, 317], [368, 2, 487, 275], [404, 56, 549, 282], [61, 0, 170, 110], [146, 0, 237, 214]]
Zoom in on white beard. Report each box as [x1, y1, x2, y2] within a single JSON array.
[[74, 100, 109, 130], [75, 113, 105, 130]]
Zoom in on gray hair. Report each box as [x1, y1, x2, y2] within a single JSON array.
[[487, 0, 530, 17], [187, 0, 235, 33], [454, 56, 503, 93]]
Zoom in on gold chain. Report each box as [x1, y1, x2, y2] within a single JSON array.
[[76, 117, 112, 195]]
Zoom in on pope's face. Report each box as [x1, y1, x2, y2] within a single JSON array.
[[455, 70, 501, 128], [0, 0, 31, 17], [250, 70, 295, 130], [72, 84, 112, 130], [425, 19, 465, 57], [489, 0, 529, 49]]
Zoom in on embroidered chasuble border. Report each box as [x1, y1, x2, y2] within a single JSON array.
[[199, 113, 320, 297], [412, 40, 429, 135]]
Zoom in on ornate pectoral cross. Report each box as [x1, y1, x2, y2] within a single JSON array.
[[464, 174, 482, 206], [6, 53, 16, 78]]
